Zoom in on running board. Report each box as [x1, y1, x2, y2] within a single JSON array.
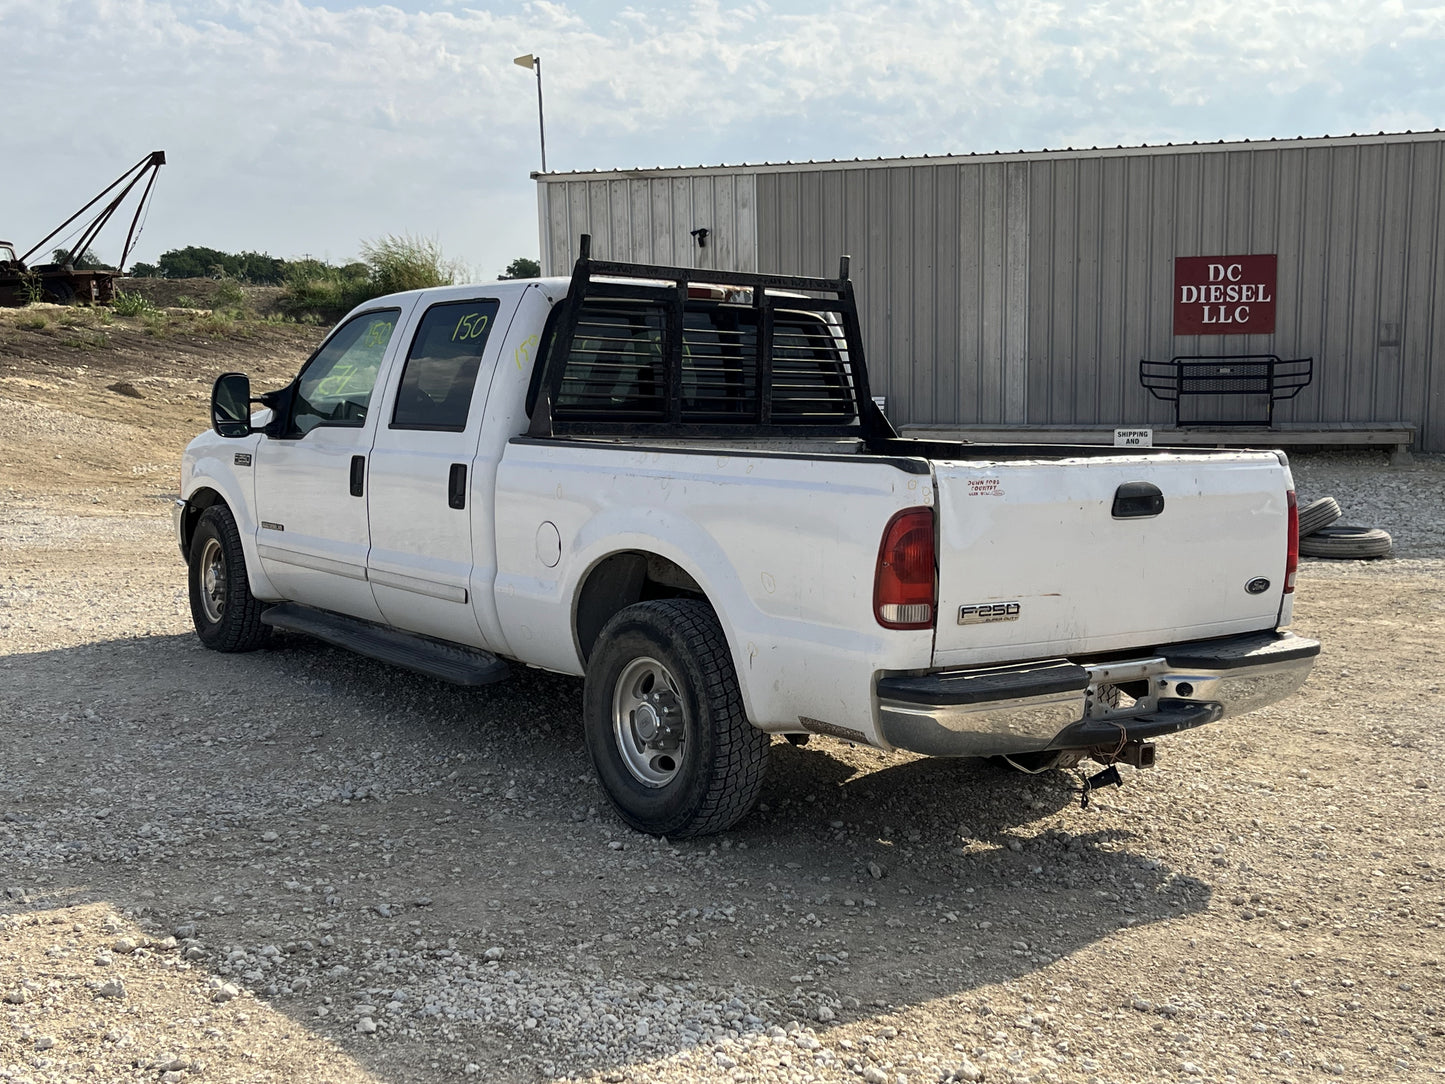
[[261, 603, 511, 686]]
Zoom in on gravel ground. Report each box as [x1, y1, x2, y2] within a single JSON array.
[[2, 446, 1443, 1084]]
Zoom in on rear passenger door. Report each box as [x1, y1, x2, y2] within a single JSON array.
[[365, 296, 509, 648]]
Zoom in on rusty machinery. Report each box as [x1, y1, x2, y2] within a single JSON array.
[[1, 150, 165, 306]]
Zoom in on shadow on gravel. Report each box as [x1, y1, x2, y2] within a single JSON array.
[[0, 631, 1211, 1083]]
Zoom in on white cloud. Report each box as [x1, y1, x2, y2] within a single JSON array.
[[1, 0, 1441, 276]]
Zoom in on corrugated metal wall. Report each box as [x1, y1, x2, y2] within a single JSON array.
[[537, 135, 1445, 451], [538, 175, 757, 276]]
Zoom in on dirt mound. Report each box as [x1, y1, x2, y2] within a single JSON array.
[[0, 305, 324, 511], [115, 277, 288, 317]]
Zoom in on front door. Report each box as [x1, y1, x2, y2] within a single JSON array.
[[365, 296, 509, 647], [254, 305, 410, 622]]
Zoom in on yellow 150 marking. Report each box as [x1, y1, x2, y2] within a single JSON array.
[[513, 333, 539, 371], [363, 320, 394, 347], [452, 312, 490, 341]]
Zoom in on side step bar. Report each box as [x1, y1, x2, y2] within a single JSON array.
[[261, 603, 511, 687]]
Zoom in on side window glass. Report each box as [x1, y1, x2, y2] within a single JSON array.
[[391, 299, 501, 431], [291, 309, 400, 435]]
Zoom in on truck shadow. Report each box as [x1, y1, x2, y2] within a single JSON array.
[[0, 632, 1211, 1083]]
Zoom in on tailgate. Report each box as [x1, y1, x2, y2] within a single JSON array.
[[931, 451, 1291, 668]]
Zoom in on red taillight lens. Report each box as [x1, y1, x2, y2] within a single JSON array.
[[1284, 489, 1299, 594], [874, 508, 936, 629]]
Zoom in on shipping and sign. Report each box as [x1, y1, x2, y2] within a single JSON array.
[[1174, 254, 1277, 335]]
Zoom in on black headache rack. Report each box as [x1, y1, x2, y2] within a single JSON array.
[[1139, 354, 1313, 427], [526, 235, 896, 441]]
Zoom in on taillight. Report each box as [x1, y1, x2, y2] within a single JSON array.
[[1284, 489, 1299, 594], [874, 508, 935, 629]]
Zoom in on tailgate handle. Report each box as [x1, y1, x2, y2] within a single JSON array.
[[1112, 481, 1164, 519]]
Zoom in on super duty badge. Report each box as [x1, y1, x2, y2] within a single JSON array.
[[958, 602, 1021, 625]]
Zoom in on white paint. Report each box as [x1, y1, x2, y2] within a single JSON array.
[[182, 273, 1294, 753], [930, 452, 1292, 668]]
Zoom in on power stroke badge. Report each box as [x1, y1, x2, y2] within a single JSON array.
[[958, 602, 1021, 625]]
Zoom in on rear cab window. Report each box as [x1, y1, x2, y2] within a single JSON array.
[[549, 299, 857, 430], [391, 299, 502, 431]]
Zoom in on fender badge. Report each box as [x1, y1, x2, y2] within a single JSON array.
[[234, 453, 252, 466], [1245, 577, 1271, 595]]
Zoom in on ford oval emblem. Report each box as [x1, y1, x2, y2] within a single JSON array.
[[1245, 577, 1271, 595]]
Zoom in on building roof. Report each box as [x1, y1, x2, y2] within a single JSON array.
[[535, 129, 1445, 182]]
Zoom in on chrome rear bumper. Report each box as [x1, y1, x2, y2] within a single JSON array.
[[875, 631, 1319, 757]]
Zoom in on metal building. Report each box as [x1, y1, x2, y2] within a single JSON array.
[[535, 131, 1445, 453]]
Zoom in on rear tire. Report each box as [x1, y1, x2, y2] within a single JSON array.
[[1298, 524, 1393, 559], [584, 599, 769, 838], [1297, 496, 1342, 537], [45, 280, 76, 305], [188, 504, 271, 651]]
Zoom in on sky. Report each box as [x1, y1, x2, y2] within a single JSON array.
[[3, 0, 1443, 280]]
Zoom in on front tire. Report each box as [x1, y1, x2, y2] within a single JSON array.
[[188, 504, 270, 652], [584, 600, 769, 838]]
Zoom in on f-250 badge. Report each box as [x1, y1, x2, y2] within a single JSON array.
[[958, 602, 1021, 625]]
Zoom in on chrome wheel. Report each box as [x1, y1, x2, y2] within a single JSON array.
[[612, 656, 686, 787], [198, 536, 227, 625]]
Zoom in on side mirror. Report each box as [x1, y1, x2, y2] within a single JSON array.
[[211, 372, 253, 437]]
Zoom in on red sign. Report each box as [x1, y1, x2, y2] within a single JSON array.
[[1174, 254, 1277, 335]]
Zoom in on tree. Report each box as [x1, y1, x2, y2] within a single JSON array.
[[497, 256, 540, 280], [151, 246, 287, 282], [127, 262, 162, 278], [157, 246, 232, 279], [51, 247, 112, 270]]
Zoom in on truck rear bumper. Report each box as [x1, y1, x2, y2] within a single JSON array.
[[874, 630, 1320, 758]]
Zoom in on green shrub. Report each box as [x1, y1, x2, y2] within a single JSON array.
[[62, 330, 110, 350], [281, 234, 462, 322], [196, 311, 240, 337], [112, 289, 157, 317], [17, 313, 48, 330], [363, 234, 461, 295], [18, 273, 46, 306], [212, 278, 246, 315]]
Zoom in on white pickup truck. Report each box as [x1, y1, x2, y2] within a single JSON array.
[[176, 240, 1319, 837]]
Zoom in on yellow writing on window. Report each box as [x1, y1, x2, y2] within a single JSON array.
[[452, 312, 491, 342], [363, 320, 394, 348]]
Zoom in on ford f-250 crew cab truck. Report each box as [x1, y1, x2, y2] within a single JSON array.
[[176, 237, 1319, 837]]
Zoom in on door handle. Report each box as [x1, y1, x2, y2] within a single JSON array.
[[349, 455, 365, 497], [448, 463, 467, 510]]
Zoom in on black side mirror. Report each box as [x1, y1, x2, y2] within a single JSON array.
[[211, 372, 253, 437]]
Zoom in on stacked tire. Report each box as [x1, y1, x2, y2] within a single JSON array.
[[1296, 496, 1393, 559]]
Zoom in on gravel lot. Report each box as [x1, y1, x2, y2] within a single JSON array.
[[2, 386, 1443, 1084]]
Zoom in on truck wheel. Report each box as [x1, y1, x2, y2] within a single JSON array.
[[584, 599, 769, 838], [45, 280, 76, 305], [188, 504, 270, 652]]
